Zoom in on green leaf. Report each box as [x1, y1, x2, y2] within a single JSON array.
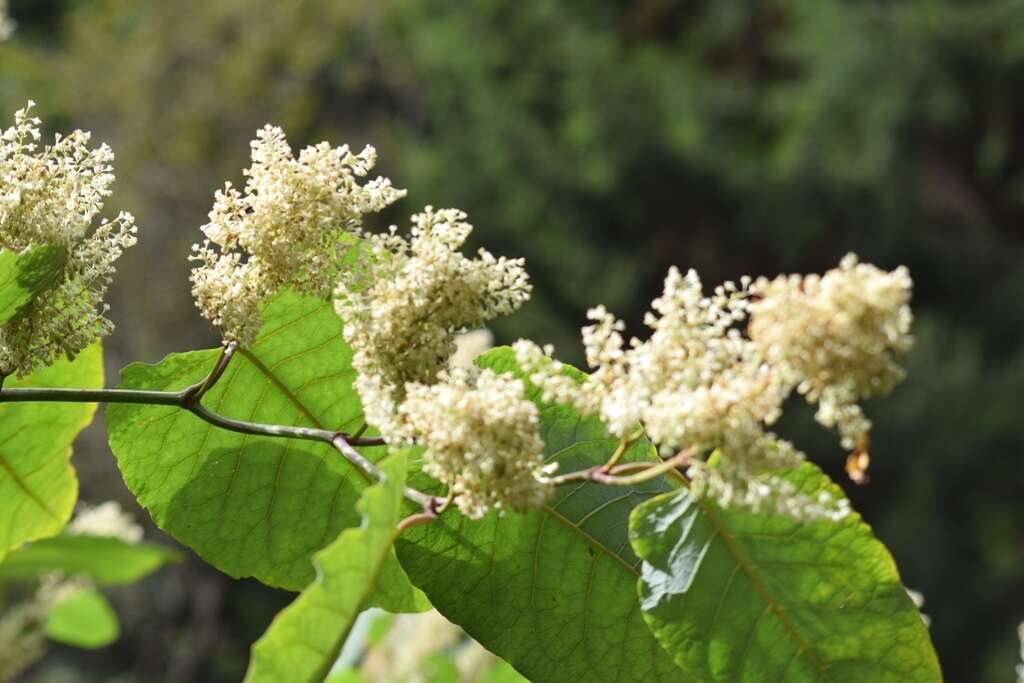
[[107, 290, 383, 590], [629, 463, 942, 681], [244, 452, 409, 683], [44, 587, 120, 649], [0, 343, 102, 560], [0, 245, 67, 325], [0, 534, 178, 585], [396, 347, 684, 683]]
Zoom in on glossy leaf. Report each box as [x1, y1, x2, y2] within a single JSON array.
[[44, 587, 120, 649], [244, 453, 409, 683], [0, 343, 102, 560], [397, 347, 684, 683], [0, 534, 178, 585], [629, 463, 942, 681], [0, 245, 67, 325], [107, 290, 383, 590]]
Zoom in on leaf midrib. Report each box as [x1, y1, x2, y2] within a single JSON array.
[[0, 446, 61, 520], [697, 501, 833, 681]]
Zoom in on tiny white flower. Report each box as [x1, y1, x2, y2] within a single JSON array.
[[68, 501, 144, 544]]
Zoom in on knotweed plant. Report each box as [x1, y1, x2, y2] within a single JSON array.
[[0, 103, 946, 682]]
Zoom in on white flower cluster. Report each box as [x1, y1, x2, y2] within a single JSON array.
[[191, 125, 405, 344], [335, 206, 531, 442], [749, 253, 913, 449], [515, 255, 912, 520], [402, 368, 551, 519], [67, 500, 144, 544], [0, 102, 137, 376]]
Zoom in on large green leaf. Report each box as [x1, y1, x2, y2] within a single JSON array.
[[0, 245, 67, 325], [245, 452, 409, 683], [0, 534, 178, 585], [629, 464, 942, 682], [106, 290, 388, 591], [43, 587, 120, 649], [396, 347, 684, 683], [0, 343, 102, 559]]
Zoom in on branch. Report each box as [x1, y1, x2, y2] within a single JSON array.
[[0, 346, 435, 510], [547, 446, 694, 487], [329, 434, 439, 511]]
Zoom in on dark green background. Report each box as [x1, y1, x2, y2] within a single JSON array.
[[2, 1, 1022, 680]]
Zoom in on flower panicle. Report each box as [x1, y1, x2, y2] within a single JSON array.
[[335, 204, 531, 442], [0, 102, 137, 376], [190, 124, 406, 345], [516, 254, 912, 521], [402, 367, 551, 519]]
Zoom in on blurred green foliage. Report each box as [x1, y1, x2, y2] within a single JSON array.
[[3, 0, 1024, 680]]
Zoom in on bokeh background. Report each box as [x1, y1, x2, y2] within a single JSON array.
[[2, 0, 1024, 680]]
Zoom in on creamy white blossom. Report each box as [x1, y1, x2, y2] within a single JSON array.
[[515, 255, 911, 520], [191, 125, 405, 344], [402, 368, 551, 519], [0, 102, 137, 376], [68, 500, 144, 544], [749, 253, 913, 449], [336, 206, 530, 441]]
